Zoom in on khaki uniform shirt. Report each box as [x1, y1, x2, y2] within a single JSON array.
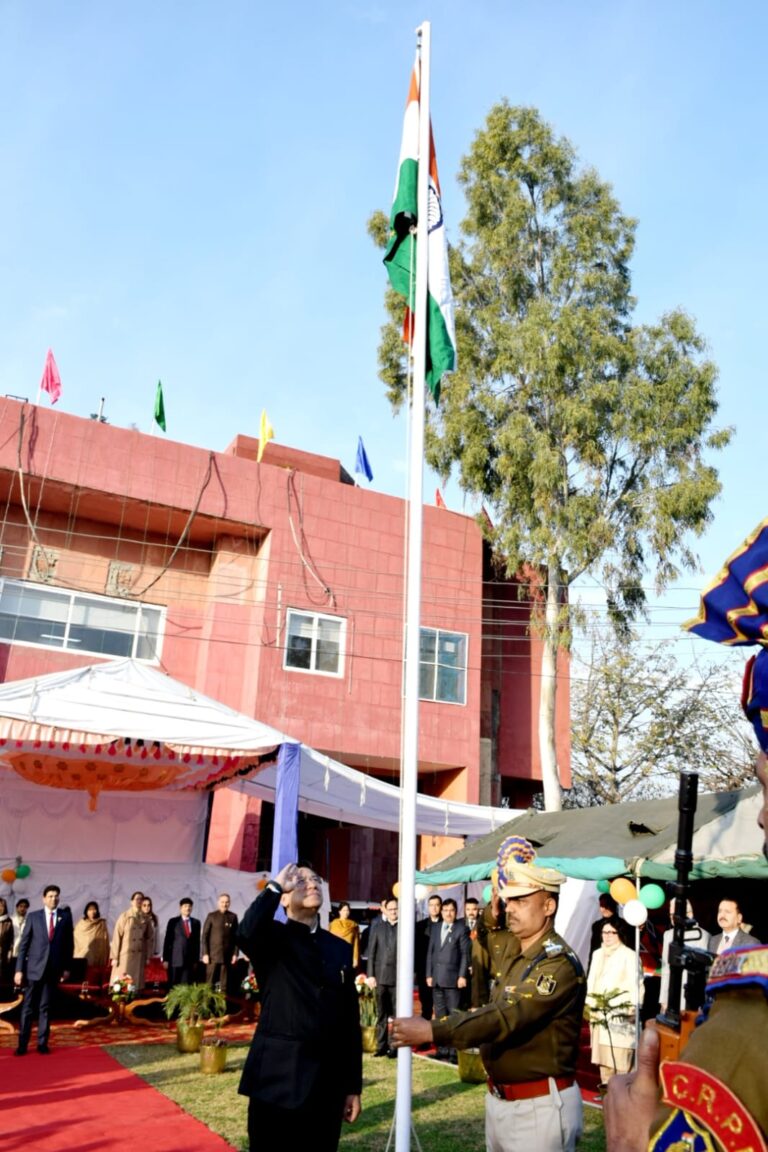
[[432, 926, 586, 1084]]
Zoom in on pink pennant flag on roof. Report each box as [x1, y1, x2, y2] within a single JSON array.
[[39, 349, 62, 405]]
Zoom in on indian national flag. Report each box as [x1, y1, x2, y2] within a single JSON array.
[[383, 55, 456, 404]]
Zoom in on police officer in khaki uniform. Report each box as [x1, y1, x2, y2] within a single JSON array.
[[391, 837, 586, 1152]]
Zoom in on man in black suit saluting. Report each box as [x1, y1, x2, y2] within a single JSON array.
[[237, 862, 362, 1151], [14, 884, 74, 1055]]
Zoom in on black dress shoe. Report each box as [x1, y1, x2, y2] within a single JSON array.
[[372, 1050, 387, 1057], [386, 1049, 398, 1059], [37, 1045, 51, 1054], [14, 1047, 27, 1056]]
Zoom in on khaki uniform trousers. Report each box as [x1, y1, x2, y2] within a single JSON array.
[[485, 1080, 583, 1152]]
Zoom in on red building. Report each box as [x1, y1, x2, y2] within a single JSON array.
[[0, 398, 570, 897]]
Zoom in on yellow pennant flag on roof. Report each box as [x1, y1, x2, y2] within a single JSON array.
[[257, 409, 274, 463]]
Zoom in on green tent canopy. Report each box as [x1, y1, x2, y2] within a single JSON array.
[[416, 785, 768, 885]]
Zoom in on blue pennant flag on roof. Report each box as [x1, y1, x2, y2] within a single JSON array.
[[354, 436, 373, 483]]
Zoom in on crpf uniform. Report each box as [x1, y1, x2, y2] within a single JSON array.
[[433, 921, 585, 1152], [650, 944, 768, 1152]]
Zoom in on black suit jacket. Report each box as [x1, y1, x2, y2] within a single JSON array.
[[368, 919, 398, 985], [237, 886, 362, 1109], [202, 910, 239, 962], [427, 921, 469, 986], [16, 907, 74, 983], [163, 916, 201, 968]]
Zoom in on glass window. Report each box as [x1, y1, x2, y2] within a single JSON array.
[[284, 610, 345, 677], [0, 579, 165, 662], [419, 627, 467, 705]]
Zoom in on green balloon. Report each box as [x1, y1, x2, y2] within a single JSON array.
[[482, 884, 493, 903], [639, 883, 665, 910], [15, 864, 31, 879], [596, 879, 611, 894]]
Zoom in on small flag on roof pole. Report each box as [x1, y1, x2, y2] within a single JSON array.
[[257, 409, 274, 463], [354, 436, 374, 483], [154, 380, 166, 432], [38, 349, 62, 405], [435, 488, 446, 508], [383, 53, 456, 404]]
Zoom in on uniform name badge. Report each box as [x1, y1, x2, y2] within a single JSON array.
[[649, 1060, 767, 1152]]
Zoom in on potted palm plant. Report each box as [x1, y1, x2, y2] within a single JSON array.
[[163, 983, 226, 1054]]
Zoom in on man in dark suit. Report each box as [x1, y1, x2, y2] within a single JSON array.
[[237, 862, 362, 1151], [202, 893, 239, 990], [14, 884, 74, 1055], [367, 896, 398, 1057], [162, 897, 201, 986], [462, 896, 491, 1008], [709, 897, 760, 954], [415, 893, 442, 1021], [427, 897, 469, 1055]]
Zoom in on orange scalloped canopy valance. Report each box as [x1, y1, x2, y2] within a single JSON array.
[[9, 752, 185, 811]]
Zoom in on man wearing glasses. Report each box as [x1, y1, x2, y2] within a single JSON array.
[[237, 862, 362, 1151]]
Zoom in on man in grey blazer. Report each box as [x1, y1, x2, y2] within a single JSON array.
[[709, 897, 760, 954]]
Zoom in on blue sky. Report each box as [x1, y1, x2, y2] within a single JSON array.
[[1, 1, 765, 660]]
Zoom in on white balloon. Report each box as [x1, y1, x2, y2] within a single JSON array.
[[0, 880, 12, 899], [622, 898, 648, 927], [11, 878, 29, 896], [414, 885, 430, 901]]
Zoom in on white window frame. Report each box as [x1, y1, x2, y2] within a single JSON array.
[[418, 626, 468, 706], [0, 577, 165, 663], [283, 608, 346, 678]]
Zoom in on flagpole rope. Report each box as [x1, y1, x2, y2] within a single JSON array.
[[398, 221, 418, 791]]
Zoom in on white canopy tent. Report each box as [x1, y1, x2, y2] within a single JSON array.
[[0, 657, 513, 857]]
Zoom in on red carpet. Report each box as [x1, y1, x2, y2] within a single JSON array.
[[0, 1045, 237, 1152]]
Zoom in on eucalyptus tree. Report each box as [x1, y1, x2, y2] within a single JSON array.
[[370, 103, 729, 810]]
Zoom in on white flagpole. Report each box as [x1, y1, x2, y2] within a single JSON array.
[[395, 19, 431, 1152]]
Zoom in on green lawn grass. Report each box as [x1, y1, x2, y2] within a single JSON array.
[[109, 1044, 606, 1151]]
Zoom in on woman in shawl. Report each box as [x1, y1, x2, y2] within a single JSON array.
[[74, 900, 111, 983], [0, 897, 14, 987], [329, 901, 360, 968]]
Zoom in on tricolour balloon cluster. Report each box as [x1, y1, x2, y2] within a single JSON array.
[[595, 877, 666, 928]]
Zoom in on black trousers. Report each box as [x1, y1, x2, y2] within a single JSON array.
[[18, 975, 56, 1050], [417, 978, 433, 1020], [374, 983, 396, 1053], [248, 1084, 346, 1152], [432, 984, 461, 1020]]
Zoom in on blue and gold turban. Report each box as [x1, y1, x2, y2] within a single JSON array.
[[685, 517, 768, 752]]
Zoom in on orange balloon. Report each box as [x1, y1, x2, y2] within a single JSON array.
[[1, 868, 16, 883], [255, 877, 268, 891], [392, 881, 401, 899], [609, 877, 637, 905]]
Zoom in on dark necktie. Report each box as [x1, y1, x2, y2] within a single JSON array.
[[48, 913, 55, 941], [183, 919, 190, 938]]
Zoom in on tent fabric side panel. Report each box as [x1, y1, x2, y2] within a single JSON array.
[[0, 774, 207, 864]]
